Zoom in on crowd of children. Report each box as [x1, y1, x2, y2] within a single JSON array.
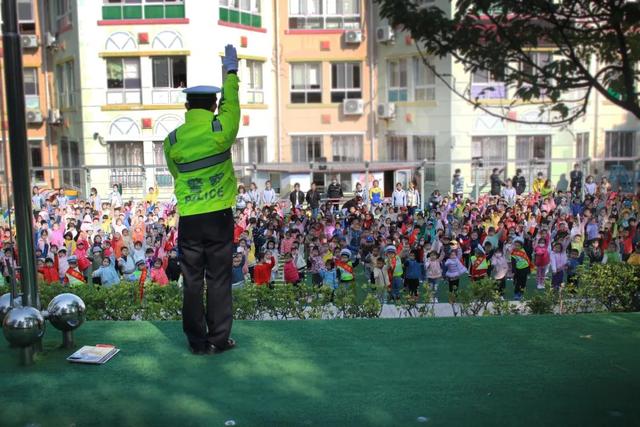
[[0, 176, 638, 304]]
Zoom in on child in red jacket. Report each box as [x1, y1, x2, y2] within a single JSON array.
[[283, 252, 300, 285], [39, 257, 60, 285], [253, 251, 275, 287], [150, 257, 169, 286]]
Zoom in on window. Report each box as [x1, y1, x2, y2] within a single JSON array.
[[605, 131, 636, 170], [413, 135, 436, 181], [18, 0, 34, 21], [248, 136, 266, 163], [576, 132, 589, 159], [109, 141, 145, 188], [331, 63, 361, 103], [23, 68, 39, 110], [106, 58, 141, 104], [291, 63, 321, 103], [413, 58, 435, 101], [386, 135, 408, 161], [332, 135, 362, 162], [387, 59, 408, 102], [152, 141, 173, 187], [29, 141, 44, 183], [151, 56, 187, 104], [102, 0, 186, 20], [60, 138, 81, 188], [289, 0, 360, 29], [292, 135, 323, 162], [56, 61, 76, 109], [244, 60, 264, 104], [516, 135, 551, 179], [471, 136, 508, 182], [231, 138, 245, 164], [54, 0, 72, 31], [521, 52, 552, 78], [219, 0, 262, 28], [471, 68, 506, 99]]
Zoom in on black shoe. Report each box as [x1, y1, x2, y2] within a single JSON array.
[[213, 338, 236, 354], [189, 344, 215, 356]]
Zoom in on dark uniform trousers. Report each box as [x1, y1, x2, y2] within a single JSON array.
[[179, 208, 233, 350]]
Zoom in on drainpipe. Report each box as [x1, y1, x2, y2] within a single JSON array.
[[273, 0, 282, 164], [38, 0, 54, 189], [367, 0, 375, 191]]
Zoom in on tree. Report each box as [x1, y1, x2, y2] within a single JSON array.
[[376, 0, 640, 125]]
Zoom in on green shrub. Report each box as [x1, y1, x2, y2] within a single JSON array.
[[524, 282, 557, 315], [574, 263, 640, 312], [457, 278, 501, 316]]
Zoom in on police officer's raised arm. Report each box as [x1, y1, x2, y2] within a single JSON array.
[[216, 44, 241, 150]]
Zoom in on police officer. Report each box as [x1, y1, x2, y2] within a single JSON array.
[[164, 44, 240, 355]]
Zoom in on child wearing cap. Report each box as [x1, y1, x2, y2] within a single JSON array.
[[336, 249, 356, 286], [64, 256, 87, 285]]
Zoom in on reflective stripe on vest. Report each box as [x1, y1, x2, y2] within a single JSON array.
[[175, 150, 231, 173]]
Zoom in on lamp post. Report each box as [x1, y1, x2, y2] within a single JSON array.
[[2, 0, 40, 365]]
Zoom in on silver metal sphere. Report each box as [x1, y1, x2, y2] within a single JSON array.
[[2, 306, 46, 347], [0, 293, 22, 324], [47, 293, 86, 332]]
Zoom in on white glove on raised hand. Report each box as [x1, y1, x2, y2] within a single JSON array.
[[222, 44, 238, 72]]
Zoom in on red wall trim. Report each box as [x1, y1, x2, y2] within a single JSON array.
[[97, 18, 189, 26], [218, 20, 267, 33], [285, 29, 344, 35]]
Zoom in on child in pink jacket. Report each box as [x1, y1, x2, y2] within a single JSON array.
[[534, 238, 550, 289], [150, 258, 169, 286]]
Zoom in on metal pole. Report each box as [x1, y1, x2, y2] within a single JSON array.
[[474, 165, 479, 203], [2, 0, 38, 311]]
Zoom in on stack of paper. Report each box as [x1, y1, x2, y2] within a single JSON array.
[[67, 345, 120, 365]]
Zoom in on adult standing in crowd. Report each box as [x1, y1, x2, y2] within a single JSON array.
[[289, 183, 305, 209], [163, 44, 240, 355], [306, 182, 321, 219], [261, 180, 277, 207], [406, 181, 421, 215], [490, 168, 504, 196], [569, 163, 583, 196], [392, 182, 407, 211], [327, 177, 343, 211], [247, 182, 260, 206], [452, 169, 464, 199], [512, 168, 526, 195]]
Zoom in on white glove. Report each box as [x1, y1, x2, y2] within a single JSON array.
[[222, 44, 238, 72]]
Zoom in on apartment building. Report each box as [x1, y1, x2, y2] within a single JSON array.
[[0, 0, 60, 205], [43, 0, 275, 197], [374, 1, 640, 197], [264, 0, 377, 194]]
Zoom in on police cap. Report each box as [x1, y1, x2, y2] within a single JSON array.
[[183, 86, 221, 96]]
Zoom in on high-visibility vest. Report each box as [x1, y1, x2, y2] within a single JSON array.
[[336, 260, 354, 281], [164, 74, 241, 217]]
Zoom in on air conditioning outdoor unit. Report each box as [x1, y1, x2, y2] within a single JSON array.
[[45, 32, 57, 48], [377, 102, 396, 119], [21, 34, 39, 49], [376, 25, 395, 44], [343, 99, 364, 115], [26, 110, 43, 123], [344, 30, 362, 44], [48, 109, 62, 124]]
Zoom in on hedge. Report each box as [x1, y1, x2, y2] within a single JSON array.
[[0, 264, 638, 320]]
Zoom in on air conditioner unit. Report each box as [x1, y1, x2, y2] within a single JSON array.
[[26, 110, 43, 123], [376, 25, 395, 44], [48, 109, 62, 125], [344, 30, 362, 44], [21, 34, 39, 49], [343, 98, 364, 115], [45, 32, 57, 48], [377, 102, 396, 119]]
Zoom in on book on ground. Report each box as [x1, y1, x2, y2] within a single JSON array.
[[67, 345, 120, 364]]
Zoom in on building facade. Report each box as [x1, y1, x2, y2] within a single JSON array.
[[0, 0, 61, 206], [44, 0, 275, 199], [374, 0, 640, 199]]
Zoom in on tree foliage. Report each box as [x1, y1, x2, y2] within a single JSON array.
[[376, 0, 640, 124]]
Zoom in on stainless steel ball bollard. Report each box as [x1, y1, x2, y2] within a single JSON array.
[[0, 293, 22, 324], [45, 293, 86, 349], [2, 306, 46, 365]]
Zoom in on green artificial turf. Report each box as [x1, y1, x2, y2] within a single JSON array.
[[1, 315, 639, 426]]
